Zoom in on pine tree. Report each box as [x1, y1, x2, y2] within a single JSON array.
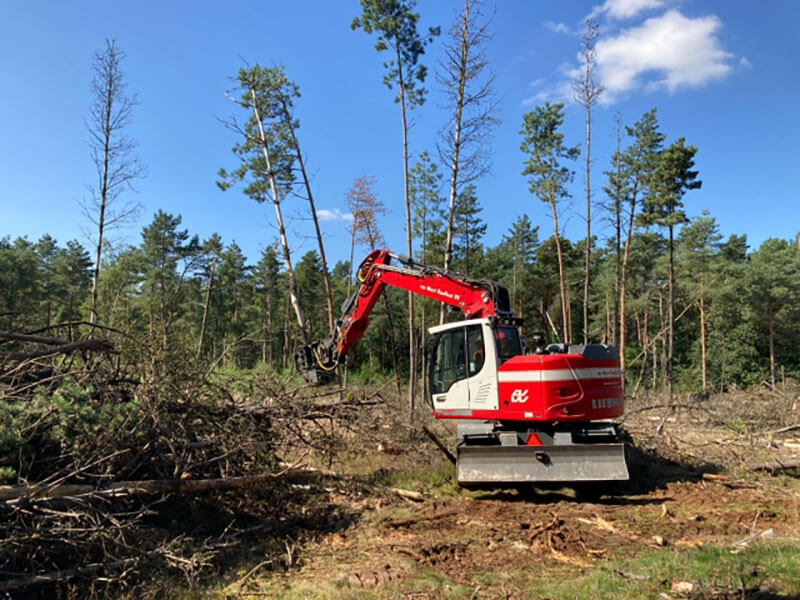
[[520, 102, 579, 342], [352, 0, 439, 411], [409, 151, 445, 266], [501, 215, 539, 319], [615, 109, 665, 378], [451, 184, 486, 273], [677, 211, 721, 392], [219, 65, 309, 345], [639, 138, 701, 403]]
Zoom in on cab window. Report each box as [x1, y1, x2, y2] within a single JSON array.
[[466, 325, 484, 376], [494, 326, 522, 363], [430, 325, 484, 395], [430, 328, 466, 395]]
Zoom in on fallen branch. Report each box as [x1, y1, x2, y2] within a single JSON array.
[[620, 402, 719, 424], [750, 458, 800, 473], [0, 559, 137, 592], [422, 425, 456, 465], [0, 331, 72, 345], [731, 528, 775, 552], [763, 423, 800, 436], [8, 338, 116, 360], [1, 467, 317, 503]]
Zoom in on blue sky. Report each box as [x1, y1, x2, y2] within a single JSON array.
[[1, 0, 798, 268]]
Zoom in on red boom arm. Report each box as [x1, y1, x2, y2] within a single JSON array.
[[295, 249, 511, 383]]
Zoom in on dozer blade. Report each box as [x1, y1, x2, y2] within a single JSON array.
[[456, 443, 628, 485]]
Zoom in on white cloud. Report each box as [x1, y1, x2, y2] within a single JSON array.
[[544, 21, 572, 35], [595, 9, 734, 101], [522, 77, 560, 105], [597, 0, 665, 20], [317, 208, 353, 222]]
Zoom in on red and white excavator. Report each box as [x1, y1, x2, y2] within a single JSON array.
[[295, 249, 628, 486]]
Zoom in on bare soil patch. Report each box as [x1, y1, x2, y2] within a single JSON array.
[[223, 388, 800, 598]]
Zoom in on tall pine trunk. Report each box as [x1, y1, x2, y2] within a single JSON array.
[[699, 286, 707, 392], [249, 88, 309, 345], [582, 100, 592, 344], [550, 198, 569, 342], [667, 224, 675, 405], [768, 301, 776, 387], [197, 257, 216, 360], [441, 1, 468, 325], [618, 180, 640, 388], [89, 90, 112, 328], [396, 48, 416, 413], [612, 116, 622, 346], [282, 101, 335, 334]]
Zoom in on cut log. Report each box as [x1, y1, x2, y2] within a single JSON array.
[[389, 487, 424, 502]]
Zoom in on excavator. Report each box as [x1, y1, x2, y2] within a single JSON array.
[[295, 249, 628, 487]]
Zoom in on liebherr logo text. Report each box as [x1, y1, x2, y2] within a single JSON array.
[[420, 284, 460, 301], [591, 397, 624, 409], [510, 389, 528, 403], [594, 369, 620, 377]]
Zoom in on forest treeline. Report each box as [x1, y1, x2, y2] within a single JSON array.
[[3, 198, 799, 394]]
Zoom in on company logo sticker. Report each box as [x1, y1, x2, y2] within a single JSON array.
[[510, 389, 529, 403]]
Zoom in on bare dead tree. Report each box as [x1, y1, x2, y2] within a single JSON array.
[[196, 256, 217, 360], [345, 176, 401, 392], [437, 0, 499, 322], [346, 176, 383, 295], [607, 113, 623, 346], [84, 39, 146, 327], [573, 18, 604, 344]]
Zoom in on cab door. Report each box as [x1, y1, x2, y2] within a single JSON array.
[[429, 322, 497, 412], [429, 326, 471, 411], [465, 322, 498, 411]]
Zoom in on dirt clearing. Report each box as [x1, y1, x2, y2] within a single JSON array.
[[206, 388, 800, 599]]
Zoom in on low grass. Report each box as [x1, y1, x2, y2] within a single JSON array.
[[368, 459, 461, 496], [529, 542, 800, 599]]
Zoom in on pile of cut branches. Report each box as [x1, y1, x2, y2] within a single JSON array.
[[0, 323, 375, 596]]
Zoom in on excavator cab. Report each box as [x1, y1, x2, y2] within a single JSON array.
[[427, 318, 522, 413]]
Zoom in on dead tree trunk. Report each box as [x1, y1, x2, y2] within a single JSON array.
[[196, 257, 216, 360], [612, 115, 622, 346], [439, 0, 496, 324], [699, 287, 707, 392], [86, 41, 144, 327]]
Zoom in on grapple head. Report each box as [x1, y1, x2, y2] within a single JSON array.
[[294, 342, 336, 385]]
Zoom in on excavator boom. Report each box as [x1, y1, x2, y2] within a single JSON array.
[[295, 249, 512, 384]]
